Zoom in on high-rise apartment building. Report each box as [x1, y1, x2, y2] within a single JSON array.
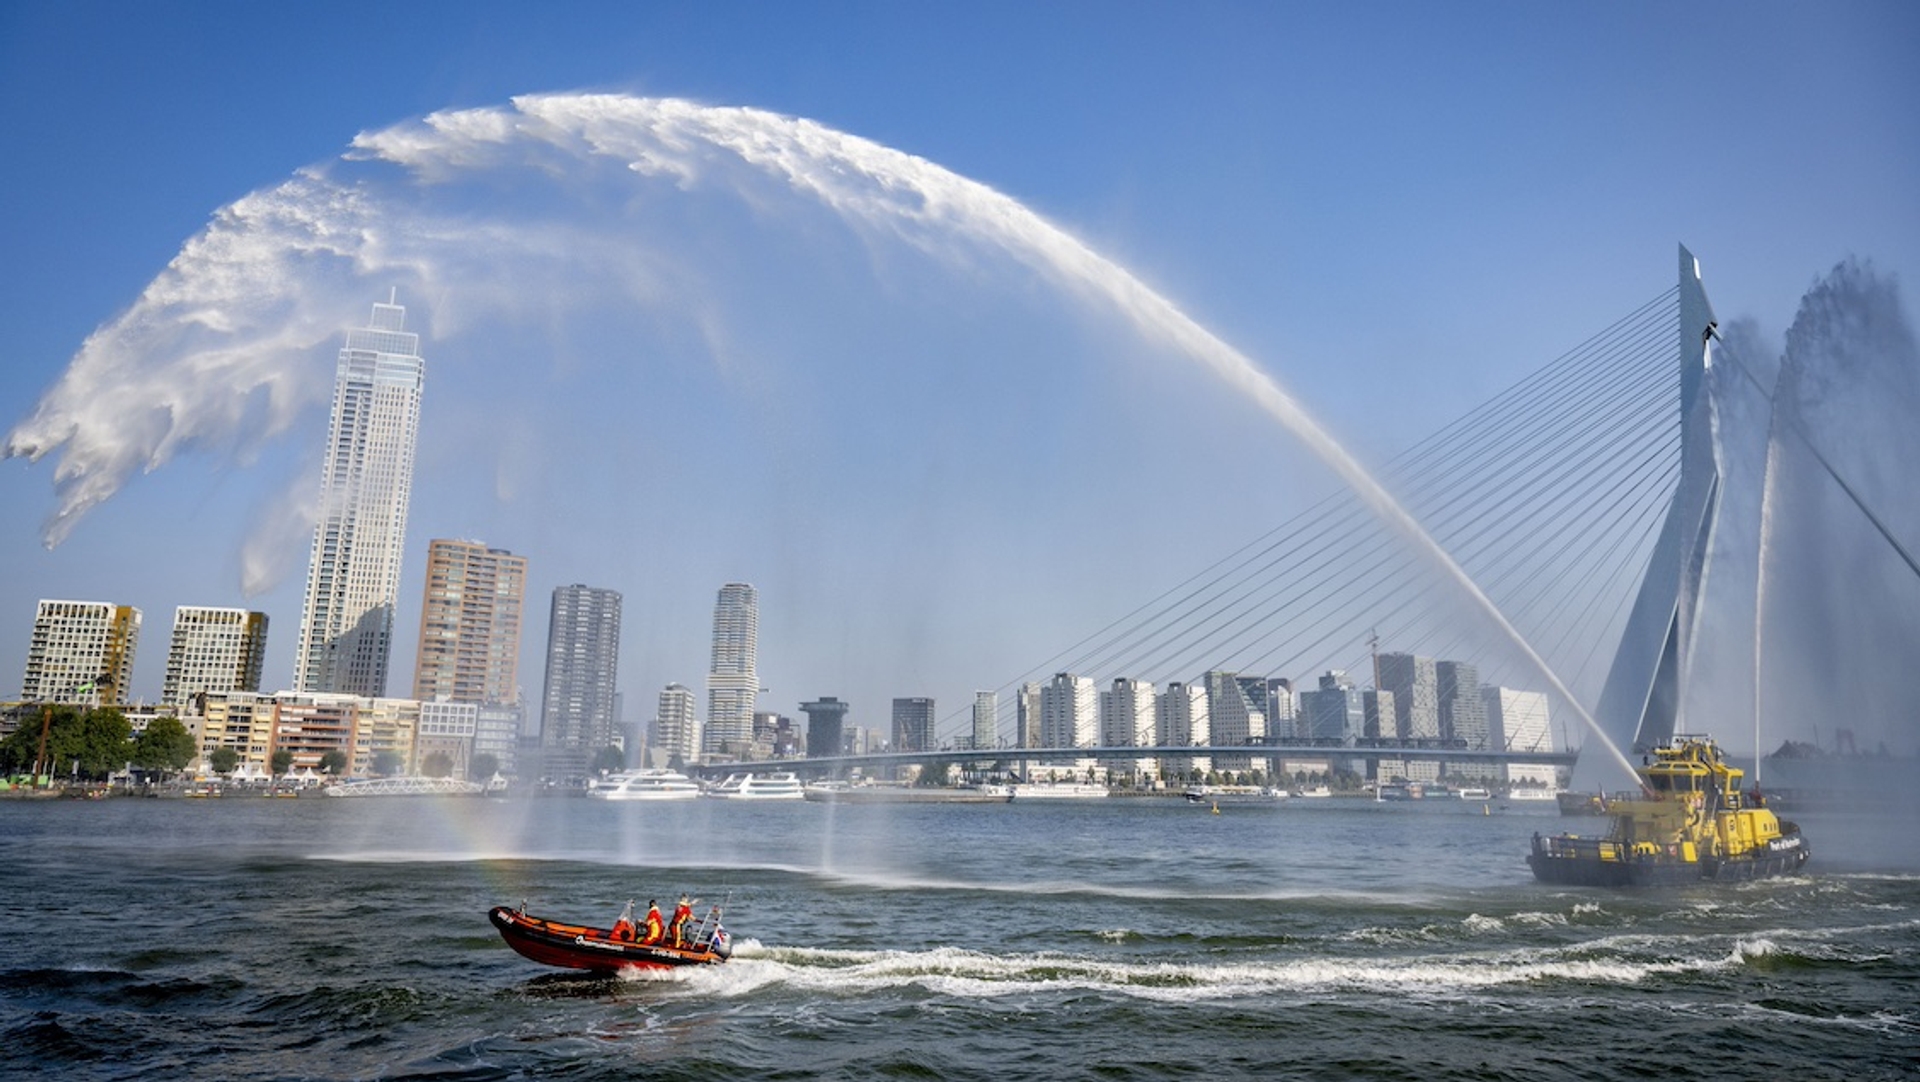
[[1016, 682, 1042, 748], [539, 584, 622, 763], [411, 539, 527, 706], [1040, 673, 1097, 749], [650, 684, 700, 766], [1100, 678, 1156, 779], [293, 294, 426, 697], [970, 691, 997, 751], [161, 606, 268, 712], [22, 600, 141, 705], [704, 583, 758, 758], [1155, 680, 1210, 780]]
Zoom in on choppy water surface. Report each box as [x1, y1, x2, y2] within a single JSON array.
[[3, 795, 1915, 1080]]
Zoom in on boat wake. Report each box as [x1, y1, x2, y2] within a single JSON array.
[[650, 936, 1797, 1004]]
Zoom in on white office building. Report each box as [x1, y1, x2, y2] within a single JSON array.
[[293, 294, 425, 697]]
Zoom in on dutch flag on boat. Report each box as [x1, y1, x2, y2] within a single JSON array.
[[711, 922, 728, 949]]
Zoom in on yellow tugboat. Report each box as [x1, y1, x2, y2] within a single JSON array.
[[1528, 735, 1809, 887]]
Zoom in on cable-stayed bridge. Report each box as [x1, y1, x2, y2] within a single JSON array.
[[701, 247, 1915, 784]]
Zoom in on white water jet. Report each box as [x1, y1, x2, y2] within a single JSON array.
[[5, 92, 1636, 778]]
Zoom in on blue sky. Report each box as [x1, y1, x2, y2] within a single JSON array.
[[2, 2, 1915, 742]]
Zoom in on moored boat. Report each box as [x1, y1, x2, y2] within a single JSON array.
[[1010, 782, 1109, 799], [803, 782, 1012, 804], [1527, 734, 1809, 887], [587, 769, 701, 801], [322, 775, 485, 797], [705, 771, 806, 800], [489, 902, 731, 973]]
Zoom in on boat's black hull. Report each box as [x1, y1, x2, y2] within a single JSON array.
[[1528, 834, 1810, 888]]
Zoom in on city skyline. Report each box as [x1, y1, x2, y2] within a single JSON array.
[[2, 5, 1914, 757]]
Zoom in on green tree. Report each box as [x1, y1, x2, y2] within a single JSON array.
[[132, 716, 197, 775], [370, 750, 404, 776], [918, 761, 952, 787], [421, 750, 453, 778], [318, 749, 349, 775], [468, 752, 499, 781], [208, 747, 241, 776], [589, 745, 626, 775], [271, 749, 295, 775], [4, 707, 134, 780]]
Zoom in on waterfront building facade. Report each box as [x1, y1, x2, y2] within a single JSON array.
[[22, 600, 141, 706], [799, 695, 848, 760], [416, 698, 479, 778], [411, 539, 526, 707], [192, 690, 274, 776], [538, 584, 622, 780], [704, 583, 758, 759], [473, 702, 523, 778], [293, 295, 426, 698], [1038, 673, 1098, 781], [352, 698, 420, 777], [267, 692, 359, 774], [161, 606, 268, 712]]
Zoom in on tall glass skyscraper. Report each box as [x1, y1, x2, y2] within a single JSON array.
[[292, 294, 425, 697], [703, 582, 758, 759]]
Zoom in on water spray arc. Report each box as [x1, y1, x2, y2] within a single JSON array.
[[7, 93, 1639, 779]]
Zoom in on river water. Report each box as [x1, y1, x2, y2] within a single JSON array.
[[3, 793, 1915, 1080]]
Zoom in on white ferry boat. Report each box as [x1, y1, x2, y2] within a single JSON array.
[[705, 772, 806, 800], [1457, 787, 1492, 801], [586, 769, 702, 801], [1507, 786, 1560, 802]]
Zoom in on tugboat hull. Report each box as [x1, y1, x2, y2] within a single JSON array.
[[1528, 831, 1809, 887]]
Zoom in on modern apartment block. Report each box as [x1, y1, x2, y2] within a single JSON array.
[[649, 683, 700, 767], [411, 539, 527, 706], [1155, 680, 1210, 780], [293, 294, 426, 698], [1099, 678, 1155, 778], [21, 599, 141, 705], [703, 582, 758, 758], [970, 690, 997, 751], [538, 585, 623, 772], [161, 606, 268, 711]]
